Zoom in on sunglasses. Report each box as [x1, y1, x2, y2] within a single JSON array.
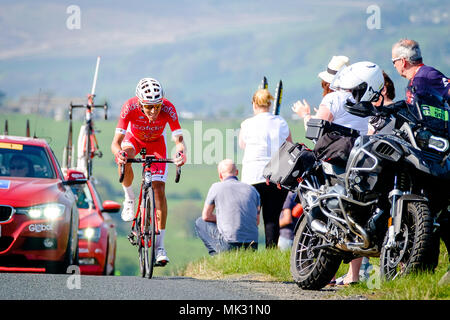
[[11, 164, 26, 170], [392, 57, 402, 65], [141, 103, 162, 111]]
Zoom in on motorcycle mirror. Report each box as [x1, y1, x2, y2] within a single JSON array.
[[344, 100, 375, 118], [380, 100, 406, 117]]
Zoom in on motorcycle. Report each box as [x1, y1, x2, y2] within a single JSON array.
[[290, 92, 450, 290]]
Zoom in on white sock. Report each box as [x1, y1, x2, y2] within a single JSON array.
[[122, 185, 135, 200], [156, 229, 165, 249]]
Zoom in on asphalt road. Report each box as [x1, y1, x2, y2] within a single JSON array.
[[0, 273, 370, 319], [0, 272, 365, 301]]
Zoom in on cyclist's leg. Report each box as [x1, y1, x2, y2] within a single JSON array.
[[153, 181, 167, 230], [145, 137, 169, 264], [144, 136, 168, 232], [120, 133, 140, 221], [120, 132, 140, 188]]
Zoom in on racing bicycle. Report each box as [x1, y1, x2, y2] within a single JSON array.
[[119, 148, 181, 279], [63, 56, 108, 179]]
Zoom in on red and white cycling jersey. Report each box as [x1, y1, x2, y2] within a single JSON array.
[[115, 96, 183, 182], [115, 96, 182, 143]]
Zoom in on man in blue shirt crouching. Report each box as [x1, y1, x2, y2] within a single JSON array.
[[195, 159, 261, 255]]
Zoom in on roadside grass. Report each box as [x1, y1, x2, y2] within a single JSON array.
[[337, 242, 450, 300], [181, 243, 450, 300], [181, 248, 292, 282]]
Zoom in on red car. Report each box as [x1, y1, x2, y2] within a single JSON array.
[[0, 135, 80, 273], [65, 169, 120, 275]]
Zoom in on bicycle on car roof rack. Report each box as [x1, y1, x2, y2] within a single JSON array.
[[63, 56, 108, 179]]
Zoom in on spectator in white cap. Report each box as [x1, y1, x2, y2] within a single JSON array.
[[292, 55, 350, 128], [318, 56, 350, 83]]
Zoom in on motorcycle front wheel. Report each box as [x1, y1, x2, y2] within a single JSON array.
[[380, 202, 439, 281], [290, 217, 342, 290]]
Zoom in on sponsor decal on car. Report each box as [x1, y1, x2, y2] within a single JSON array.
[[0, 142, 23, 150], [28, 224, 53, 233], [0, 180, 10, 189]]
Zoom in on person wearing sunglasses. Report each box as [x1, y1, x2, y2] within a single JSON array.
[[391, 38, 449, 105], [392, 38, 449, 286], [9, 154, 34, 177], [111, 77, 186, 267]]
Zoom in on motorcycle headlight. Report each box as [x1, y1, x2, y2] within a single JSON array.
[[428, 135, 449, 152], [16, 203, 66, 220], [78, 227, 101, 242]]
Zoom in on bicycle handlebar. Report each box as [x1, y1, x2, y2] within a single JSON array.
[[119, 155, 182, 184], [69, 102, 108, 120]]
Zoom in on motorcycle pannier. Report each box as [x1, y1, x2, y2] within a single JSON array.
[[305, 119, 360, 167], [263, 141, 316, 191], [305, 119, 360, 141]]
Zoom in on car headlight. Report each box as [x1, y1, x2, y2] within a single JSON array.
[[78, 227, 101, 242], [16, 203, 66, 220]]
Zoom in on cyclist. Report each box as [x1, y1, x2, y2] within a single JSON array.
[[111, 77, 186, 266]]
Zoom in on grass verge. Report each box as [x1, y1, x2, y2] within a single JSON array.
[[181, 248, 292, 282]]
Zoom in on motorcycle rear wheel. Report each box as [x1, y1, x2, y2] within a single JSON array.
[[290, 217, 342, 290]]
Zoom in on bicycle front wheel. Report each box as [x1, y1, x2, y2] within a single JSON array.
[[136, 216, 146, 278], [85, 124, 93, 179], [142, 189, 156, 279]]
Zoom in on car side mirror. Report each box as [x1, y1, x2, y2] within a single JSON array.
[[344, 101, 376, 118], [62, 179, 88, 186], [102, 200, 121, 213]]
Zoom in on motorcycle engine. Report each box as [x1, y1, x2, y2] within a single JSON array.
[[346, 136, 380, 195]]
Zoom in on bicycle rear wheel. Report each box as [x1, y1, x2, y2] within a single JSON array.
[[140, 190, 156, 279]]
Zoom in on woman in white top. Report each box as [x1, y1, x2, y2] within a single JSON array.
[[292, 61, 384, 285], [239, 88, 292, 248], [292, 61, 383, 135]]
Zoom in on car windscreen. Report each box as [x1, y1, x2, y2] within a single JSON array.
[[70, 184, 96, 210], [0, 143, 57, 179]]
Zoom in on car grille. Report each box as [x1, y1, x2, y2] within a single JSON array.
[[0, 206, 14, 223]]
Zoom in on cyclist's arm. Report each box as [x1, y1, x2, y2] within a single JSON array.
[[112, 101, 131, 163], [173, 133, 186, 166], [111, 131, 127, 164], [173, 133, 185, 153], [202, 203, 216, 223]]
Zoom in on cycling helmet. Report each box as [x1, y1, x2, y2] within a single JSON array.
[[135, 78, 164, 105], [330, 61, 384, 103]]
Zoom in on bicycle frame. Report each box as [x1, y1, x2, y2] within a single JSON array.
[[132, 165, 159, 238], [120, 149, 181, 278]]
